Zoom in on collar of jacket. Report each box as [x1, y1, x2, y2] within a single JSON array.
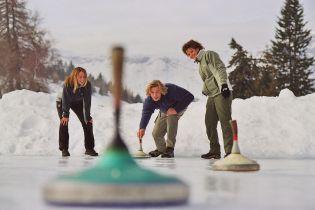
[[195, 49, 205, 63]]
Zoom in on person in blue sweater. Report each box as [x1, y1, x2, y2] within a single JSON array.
[[137, 80, 194, 158]]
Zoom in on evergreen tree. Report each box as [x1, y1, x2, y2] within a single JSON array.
[[96, 73, 103, 82], [122, 89, 130, 103], [46, 49, 67, 82], [258, 49, 278, 96], [95, 73, 104, 87], [98, 84, 107, 95], [87, 74, 96, 93], [50, 59, 66, 83], [106, 81, 142, 103], [66, 61, 75, 76], [270, 0, 314, 96], [228, 38, 259, 99], [134, 94, 142, 103]]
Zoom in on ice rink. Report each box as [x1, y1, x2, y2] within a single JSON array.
[[0, 156, 314, 210]]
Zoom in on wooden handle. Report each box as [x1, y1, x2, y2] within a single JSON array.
[[108, 46, 128, 150], [112, 47, 124, 109], [230, 120, 238, 141]]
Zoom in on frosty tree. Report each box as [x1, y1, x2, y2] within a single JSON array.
[[0, 0, 50, 95]]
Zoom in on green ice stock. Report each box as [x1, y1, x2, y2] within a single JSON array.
[[57, 149, 181, 184]]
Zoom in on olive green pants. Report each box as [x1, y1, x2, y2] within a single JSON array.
[[205, 94, 233, 155], [152, 110, 185, 153]]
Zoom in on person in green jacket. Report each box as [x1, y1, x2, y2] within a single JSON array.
[[182, 40, 233, 159]]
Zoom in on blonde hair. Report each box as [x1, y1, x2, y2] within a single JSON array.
[[145, 80, 168, 96], [64, 67, 88, 93]]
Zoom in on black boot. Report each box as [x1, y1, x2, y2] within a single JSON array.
[[148, 149, 162, 157], [62, 149, 70, 157], [85, 149, 98, 156], [224, 153, 231, 158], [201, 151, 220, 159], [161, 147, 174, 158]]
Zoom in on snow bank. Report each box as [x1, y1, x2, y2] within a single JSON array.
[[0, 89, 314, 158]]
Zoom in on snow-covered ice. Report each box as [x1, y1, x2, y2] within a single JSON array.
[[0, 156, 314, 210]]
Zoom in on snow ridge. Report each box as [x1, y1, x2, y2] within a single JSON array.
[[0, 89, 314, 158]]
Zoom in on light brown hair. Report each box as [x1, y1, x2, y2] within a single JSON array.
[[64, 67, 88, 93], [145, 80, 168, 96]]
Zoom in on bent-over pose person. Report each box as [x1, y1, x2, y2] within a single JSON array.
[[137, 80, 194, 158], [56, 67, 98, 157]]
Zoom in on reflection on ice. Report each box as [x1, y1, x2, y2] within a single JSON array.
[[205, 176, 240, 193], [0, 156, 314, 210], [153, 158, 177, 169]]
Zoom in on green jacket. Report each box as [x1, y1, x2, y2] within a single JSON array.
[[196, 50, 229, 97]]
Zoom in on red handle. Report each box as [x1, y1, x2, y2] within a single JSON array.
[[230, 120, 238, 141]]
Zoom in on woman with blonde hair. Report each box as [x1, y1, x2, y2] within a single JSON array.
[[56, 67, 98, 157]]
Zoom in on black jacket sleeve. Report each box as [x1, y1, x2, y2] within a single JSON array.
[[61, 84, 71, 117], [139, 97, 156, 129], [83, 82, 92, 122]]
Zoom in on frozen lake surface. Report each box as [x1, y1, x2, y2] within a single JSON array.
[[0, 156, 314, 210]]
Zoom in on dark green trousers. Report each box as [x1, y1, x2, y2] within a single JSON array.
[[205, 94, 233, 155]]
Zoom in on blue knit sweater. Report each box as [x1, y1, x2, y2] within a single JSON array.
[[139, 83, 194, 129]]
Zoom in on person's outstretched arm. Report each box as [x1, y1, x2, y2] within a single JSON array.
[[138, 97, 156, 138]]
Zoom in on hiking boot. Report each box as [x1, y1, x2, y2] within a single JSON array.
[[224, 153, 231, 158], [62, 149, 70, 157], [201, 151, 221, 159], [85, 149, 98, 156], [148, 149, 162, 157], [161, 147, 174, 158]]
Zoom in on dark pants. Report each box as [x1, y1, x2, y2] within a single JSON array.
[[56, 101, 95, 151]]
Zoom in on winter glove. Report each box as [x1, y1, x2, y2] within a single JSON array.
[[221, 84, 230, 98]]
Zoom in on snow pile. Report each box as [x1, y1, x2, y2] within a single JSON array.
[[0, 89, 315, 158]]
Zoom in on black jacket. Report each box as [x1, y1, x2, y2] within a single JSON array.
[[61, 81, 92, 123]]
